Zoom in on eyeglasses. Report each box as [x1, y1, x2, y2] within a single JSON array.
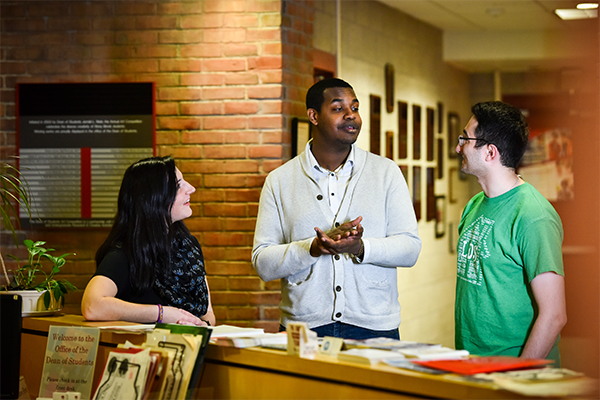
[[457, 136, 491, 147]]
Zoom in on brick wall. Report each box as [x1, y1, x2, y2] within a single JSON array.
[[0, 0, 314, 332]]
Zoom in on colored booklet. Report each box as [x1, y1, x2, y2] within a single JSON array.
[[412, 356, 553, 375], [398, 346, 469, 360]]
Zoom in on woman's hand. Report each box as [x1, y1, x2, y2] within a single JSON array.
[[161, 306, 210, 326]]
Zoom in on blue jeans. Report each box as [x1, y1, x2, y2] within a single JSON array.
[[279, 322, 399, 340]]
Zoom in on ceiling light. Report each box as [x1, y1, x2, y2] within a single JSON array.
[[576, 3, 598, 9], [555, 8, 598, 19]]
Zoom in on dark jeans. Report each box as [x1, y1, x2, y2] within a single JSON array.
[[279, 322, 400, 340]]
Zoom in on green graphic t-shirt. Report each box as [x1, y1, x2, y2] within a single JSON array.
[[455, 182, 564, 363]]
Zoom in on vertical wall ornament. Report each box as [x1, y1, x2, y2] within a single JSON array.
[[385, 63, 394, 113]]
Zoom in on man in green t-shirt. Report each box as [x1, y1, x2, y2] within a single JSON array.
[[454, 101, 567, 365]]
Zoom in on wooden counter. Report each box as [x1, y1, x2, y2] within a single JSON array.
[[20, 315, 589, 399]]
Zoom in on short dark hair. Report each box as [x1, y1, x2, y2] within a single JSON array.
[[306, 78, 353, 112], [471, 101, 529, 169], [96, 155, 190, 293]]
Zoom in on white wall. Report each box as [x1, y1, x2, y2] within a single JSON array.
[[313, 0, 477, 347]]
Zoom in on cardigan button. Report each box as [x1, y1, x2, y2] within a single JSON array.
[[336, 286, 342, 292], [335, 312, 342, 318], [317, 194, 323, 200], [334, 255, 340, 260], [335, 222, 340, 227]]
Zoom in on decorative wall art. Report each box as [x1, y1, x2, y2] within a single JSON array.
[[370, 95, 381, 155], [448, 112, 460, 159], [291, 118, 310, 157], [413, 166, 421, 221], [398, 101, 408, 159], [413, 104, 422, 160], [386, 130, 394, 160], [435, 195, 447, 239], [426, 167, 435, 221], [385, 63, 394, 113], [427, 107, 435, 162], [437, 138, 444, 179]]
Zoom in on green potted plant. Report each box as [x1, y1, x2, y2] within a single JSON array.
[[5, 239, 77, 312], [1, 161, 77, 313]]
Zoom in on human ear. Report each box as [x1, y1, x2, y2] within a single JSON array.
[[307, 108, 319, 125]]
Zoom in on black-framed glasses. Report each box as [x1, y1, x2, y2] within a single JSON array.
[[457, 135, 491, 147]]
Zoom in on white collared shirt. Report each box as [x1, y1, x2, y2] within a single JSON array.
[[306, 141, 354, 214]]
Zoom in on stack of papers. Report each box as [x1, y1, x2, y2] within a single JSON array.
[[337, 348, 405, 365]]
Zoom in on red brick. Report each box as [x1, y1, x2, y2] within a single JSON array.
[[47, 18, 91, 31], [169, 146, 204, 159], [248, 56, 282, 69], [224, 14, 259, 28], [204, 231, 252, 246], [207, 276, 229, 291], [158, 87, 202, 101], [223, 216, 257, 231], [206, 260, 253, 276], [92, 17, 131, 30], [265, 280, 282, 290], [223, 43, 258, 57], [159, 30, 203, 44], [180, 43, 222, 58], [158, 117, 201, 130], [155, 130, 179, 145], [203, 29, 246, 44], [262, 131, 283, 143], [0, 62, 27, 74], [186, 217, 225, 232], [181, 131, 225, 144], [158, 2, 205, 16], [223, 247, 252, 261], [227, 307, 260, 320], [204, 0, 246, 13], [48, 46, 90, 60], [224, 73, 259, 85], [202, 87, 245, 100], [260, 101, 283, 114], [1, 4, 27, 18], [28, 62, 70, 75], [71, 32, 115, 45], [3, 18, 47, 32], [203, 116, 246, 130], [161, 58, 203, 72], [258, 70, 283, 83], [223, 131, 260, 144], [248, 85, 282, 99], [28, 32, 73, 45], [113, 59, 159, 73], [255, 321, 280, 333], [203, 145, 247, 159], [229, 277, 262, 291], [114, 2, 157, 15], [262, 42, 282, 55], [224, 101, 259, 115], [260, 13, 282, 27], [212, 291, 250, 306], [263, 306, 281, 320], [248, 0, 281, 12], [137, 74, 179, 87], [225, 188, 261, 201], [246, 28, 281, 42], [203, 58, 246, 72], [181, 102, 223, 116], [249, 145, 283, 159], [180, 14, 223, 29], [205, 174, 251, 188], [248, 115, 283, 129], [250, 291, 281, 305], [28, 3, 70, 17], [71, 61, 113, 74], [155, 101, 179, 115], [181, 73, 225, 86], [135, 16, 178, 30], [71, 2, 112, 16], [204, 203, 248, 218]]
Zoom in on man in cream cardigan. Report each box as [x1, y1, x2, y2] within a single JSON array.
[[252, 78, 422, 339]]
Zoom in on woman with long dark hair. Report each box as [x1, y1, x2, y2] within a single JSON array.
[[82, 156, 215, 326]]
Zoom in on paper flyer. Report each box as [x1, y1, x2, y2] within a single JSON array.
[[39, 326, 100, 399]]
